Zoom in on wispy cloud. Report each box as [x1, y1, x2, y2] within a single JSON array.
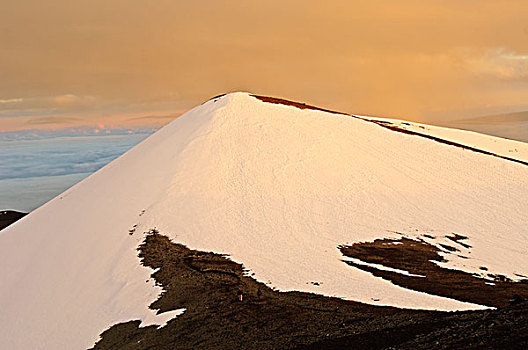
[[0, 93, 184, 132], [465, 48, 528, 80], [0, 98, 24, 104], [127, 114, 180, 121], [26, 116, 80, 125], [0, 94, 96, 115]]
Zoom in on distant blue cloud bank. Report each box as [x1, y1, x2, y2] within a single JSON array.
[[0, 130, 154, 212]]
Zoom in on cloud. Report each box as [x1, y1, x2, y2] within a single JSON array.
[[127, 114, 180, 121], [0, 131, 151, 180], [26, 116, 80, 125], [52, 94, 94, 106], [0, 98, 24, 104], [0, 94, 96, 116], [465, 48, 528, 80]]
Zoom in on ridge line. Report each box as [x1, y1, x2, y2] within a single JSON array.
[[250, 94, 528, 167]]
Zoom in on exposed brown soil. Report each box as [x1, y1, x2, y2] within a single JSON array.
[[251, 95, 350, 116], [92, 232, 528, 350], [208, 94, 227, 102], [446, 233, 472, 249], [0, 210, 27, 231], [340, 237, 528, 308]]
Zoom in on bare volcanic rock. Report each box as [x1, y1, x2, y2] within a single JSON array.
[[92, 232, 528, 350], [0, 210, 26, 231], [339, 237, 528, 308]]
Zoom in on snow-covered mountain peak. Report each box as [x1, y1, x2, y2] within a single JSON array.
[[1, 92, 527, 349]]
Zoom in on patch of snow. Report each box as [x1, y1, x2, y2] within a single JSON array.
[[341, 256, 426, 278], [140, 308, 186, 328]]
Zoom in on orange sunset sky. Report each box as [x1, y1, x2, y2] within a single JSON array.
[[2, 0, 528, 132]]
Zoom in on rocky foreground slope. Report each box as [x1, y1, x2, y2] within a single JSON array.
[[0, 210, 26, 231]]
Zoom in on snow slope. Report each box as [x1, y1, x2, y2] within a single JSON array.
[[356, 115, 528, 164], [1, 93, 527, 349]]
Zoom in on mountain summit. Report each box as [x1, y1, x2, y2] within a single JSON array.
[[1, 93, 527, 349]]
